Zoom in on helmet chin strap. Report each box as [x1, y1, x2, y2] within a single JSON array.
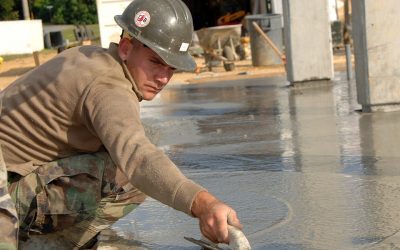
[[121, 30, 132, 39], [121, 31, 148, 49]]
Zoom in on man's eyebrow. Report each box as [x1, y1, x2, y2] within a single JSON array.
[[150, 55, 176, 70], [150, 56, 165, 65]]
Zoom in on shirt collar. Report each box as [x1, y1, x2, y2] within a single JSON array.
[[108, 42, 143, 102]]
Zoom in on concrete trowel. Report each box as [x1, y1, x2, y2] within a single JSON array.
[[185, 225, 251, 250]]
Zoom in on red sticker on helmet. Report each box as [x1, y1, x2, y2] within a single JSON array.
[[134, 11, 151, 28]]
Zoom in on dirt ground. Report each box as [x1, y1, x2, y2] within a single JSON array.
[[0, 49, 349, 90], [0, 52, 57, 90]]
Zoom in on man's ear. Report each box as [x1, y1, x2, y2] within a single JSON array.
[[118, 38, 132, 61]]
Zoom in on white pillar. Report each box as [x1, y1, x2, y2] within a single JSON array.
[[22, 0, 30, 20], [96, 0, 132, 48], [282, 0, 334, 84], [352, 0, 400, 112], [328, 0, 339, 21], [271, 0, 283, 14]]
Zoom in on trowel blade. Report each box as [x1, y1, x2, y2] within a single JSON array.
[[184, 236, 224, 250]]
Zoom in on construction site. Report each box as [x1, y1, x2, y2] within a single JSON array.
[[2, 0, 400, 249]]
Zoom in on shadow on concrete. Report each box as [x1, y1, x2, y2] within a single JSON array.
[[0, 67, 34, 77]]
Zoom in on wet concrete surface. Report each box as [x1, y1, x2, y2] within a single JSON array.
[[22, 72, 398, 250], [98, 72, 400, 250]]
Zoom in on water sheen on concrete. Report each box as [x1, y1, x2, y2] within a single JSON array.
[[25, 72, 400, 249], [108, 74, 400, 249], [103, 73, 400, 249]]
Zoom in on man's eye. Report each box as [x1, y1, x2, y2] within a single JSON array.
[[150, 59, 175, 71], [151, 60, 162, 65]]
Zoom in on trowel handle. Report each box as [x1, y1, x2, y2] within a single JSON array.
[[227, 225, 252, 250]]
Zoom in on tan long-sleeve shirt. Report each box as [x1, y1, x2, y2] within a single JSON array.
[[0, 43, 204, 215]]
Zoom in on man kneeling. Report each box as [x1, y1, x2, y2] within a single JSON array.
[[0, 0, 242, 249]]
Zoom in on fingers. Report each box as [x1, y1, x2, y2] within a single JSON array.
[[192, 192, 243, 245], [199, 204, 242, 244], [200, 223, 217, 243], [227, 209, 243, 230], [215, 210, 229, 243], [199, 211, 229, 243]]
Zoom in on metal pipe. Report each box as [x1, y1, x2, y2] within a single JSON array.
[[22, 0, 30, 20], [344, 0, 352, 80], [345, 44, 352, 80]]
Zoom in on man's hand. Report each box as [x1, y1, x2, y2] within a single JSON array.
[[191, 191, 243, 244]]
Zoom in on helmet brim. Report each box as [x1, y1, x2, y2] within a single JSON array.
[[151, 46, 197, 72]]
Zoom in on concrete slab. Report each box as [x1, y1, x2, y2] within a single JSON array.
[[98, 72, 400, 249], [22, 72, 400, 249]]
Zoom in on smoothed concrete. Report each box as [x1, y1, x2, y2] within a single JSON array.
[[112, 73, 400, 249], [22, 73, 400, 249]]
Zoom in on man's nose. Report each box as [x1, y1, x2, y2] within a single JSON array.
[[156, 69, 172, 87], [155, 75, 169, 88]]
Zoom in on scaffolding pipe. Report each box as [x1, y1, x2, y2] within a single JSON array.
[[344, 0, 352, 80], [22, 0, 30, 20]]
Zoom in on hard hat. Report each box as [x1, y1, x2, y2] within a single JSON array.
[[114, 0, 196, 72]]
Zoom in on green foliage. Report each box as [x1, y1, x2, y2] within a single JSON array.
[[0, 0, 19, 20], [32, 0, 98, 24], [32, 0, 52, 22]]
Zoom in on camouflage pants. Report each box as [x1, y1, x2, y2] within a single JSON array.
[[5, 151, 146, 249], [0, 145, 18, 250]]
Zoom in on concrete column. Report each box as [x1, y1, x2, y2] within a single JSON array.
[[328, 0, 339, 21], [22, 0, 30, 20], [271, 0, 283, 14], [96, 0, 132, 47], [352, 0, 400, 112], [282, 0, 334, 84]]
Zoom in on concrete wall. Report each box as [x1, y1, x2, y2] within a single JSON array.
[[0, 20, 44, 55], [96, 0, 131, 48], [352, 0, 400, 112], [271, 0, 283, 14], [271, 0, 284, 28], [328, 0, 338, 21], [282, 0, 334, 83]]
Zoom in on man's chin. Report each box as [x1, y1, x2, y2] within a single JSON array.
[[142, 93, 157, 101]]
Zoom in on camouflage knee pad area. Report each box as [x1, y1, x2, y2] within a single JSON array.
[[7, 152, 146, 248]]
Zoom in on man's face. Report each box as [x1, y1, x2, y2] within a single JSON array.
[[119, 38, 176, 100]]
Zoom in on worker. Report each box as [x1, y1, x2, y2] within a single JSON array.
[[0, 0, 242, 248]]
